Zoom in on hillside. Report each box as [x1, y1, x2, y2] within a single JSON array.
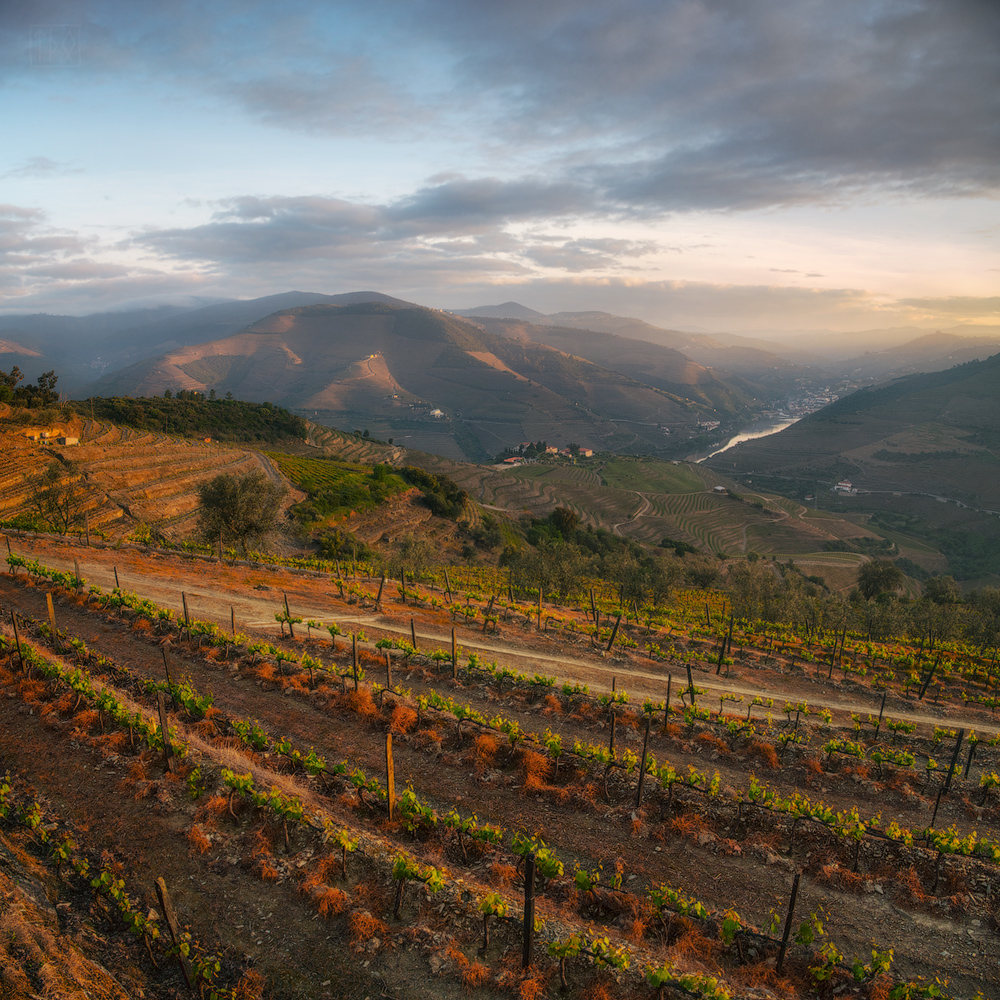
[[85, 302, 745, 462], [841, 331, 1000, 381], [455, 305, 828, 393], [0, 291, 417, 394], [469, 317, 762, 412], [0, 404, 286, 539], [705, 353, 1000, 580]]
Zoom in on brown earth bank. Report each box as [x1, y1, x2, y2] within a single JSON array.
[[0, 536, 998, 999]]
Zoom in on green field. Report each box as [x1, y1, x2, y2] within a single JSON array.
[[267, 453, 407, 519], [599, 457, 705, 493]]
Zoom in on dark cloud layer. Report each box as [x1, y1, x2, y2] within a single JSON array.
[[3, 1, 997, 211]]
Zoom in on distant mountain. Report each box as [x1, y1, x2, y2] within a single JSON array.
[[459, 308, 825, 402], [84, 302, 739, 463], [454, 302, 548, 321], [0, 291, 417, 394], [95, 290, 419, 364], [469, 317, 761, 412], [840, 331, 1000, 381]]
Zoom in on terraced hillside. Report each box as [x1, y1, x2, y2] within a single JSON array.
[[410, 452, 881, 568], [0, 408, 279, 538]]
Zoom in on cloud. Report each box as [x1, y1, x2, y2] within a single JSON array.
[[898, 295, 1000, 319], [3, 1, 996, 213], [0, 205, 86, 263], [23, 260, 130, 280], [521, 237, 659, 272], [2, 157, 83, 179], [133, 179, 603, 266]]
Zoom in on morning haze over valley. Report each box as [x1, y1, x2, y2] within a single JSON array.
[[1, 3, 999, 1000]]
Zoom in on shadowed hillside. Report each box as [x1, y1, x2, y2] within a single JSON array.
[[705, 352, 1000, 581]]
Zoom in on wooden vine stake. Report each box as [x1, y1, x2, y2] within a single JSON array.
[[635, 717, 651, 808], [376, 574, 385, 608], [181, 592, 190, 640], [410, 617, 417, 651], [385, 650, 392, 691], [522, 853, 536, 970], [451, 628, 458, 679], [400, 570, 406, 604], [685, 662, 697, 707], [663, 674, 672, 733], [943, 728, 966, 794], [776, 871, 801, 975], [352, 634, 359, 691], [605, 613, 622, 651], [161, 647, 173, 688], [46, 593, 56, 635], [874, 690, 888, 740], [443, 567, 453, 603], [231, 605, 236, 638], [385, 733, 396, 821], [114, 566, 120, 589], [965, 738, 977, 778], [283, 593, 295, 638], [73, 558, 82, 595], [155, 877, 192, 988], [156, 691, 176, 773], [10, 612, 24, 671]]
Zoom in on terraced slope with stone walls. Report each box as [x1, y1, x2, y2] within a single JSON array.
[[0, 410, 280, 540]]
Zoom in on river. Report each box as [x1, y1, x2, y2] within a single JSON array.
[[691, 416, 801, 463]]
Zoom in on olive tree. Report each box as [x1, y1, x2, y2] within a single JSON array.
[[195, 470, 286, 554]]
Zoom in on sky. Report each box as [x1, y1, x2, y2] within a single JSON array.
[[1, 0, 998, 333]]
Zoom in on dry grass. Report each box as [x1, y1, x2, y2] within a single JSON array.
[[231, 969, 267, 1000], [196, 794, 229, 822], [519, 748, 550, 792], [258, 858, 280, 881], [745, 739, 780, 769], [187, 824, 213, 854], [817, 862, 865, 893], [669, 926, 718, 965], [668, 812, 707, 838], [471, 733, 499, 775], [389, 703, 418, 734], [695, 732, 729, 755], [335, 687, 381, 723], [867, 975, 893, 1000], [313, 886, 349, 918], [730, 960, 786, 991], [490, 862, 518, 889], [0, 871, 132, 1000], [462, 960, 491, 990], [348, 910, 389, 948]]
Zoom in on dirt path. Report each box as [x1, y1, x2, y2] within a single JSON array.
[[12, 537, 997, 741]]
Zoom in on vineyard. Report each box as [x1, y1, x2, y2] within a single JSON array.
[[0, 537, 996, 999], [0, 412, 281, 539]]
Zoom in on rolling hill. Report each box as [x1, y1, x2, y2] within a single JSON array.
[[83, 302, 750, 462], [704, 352, 1000, 581]]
